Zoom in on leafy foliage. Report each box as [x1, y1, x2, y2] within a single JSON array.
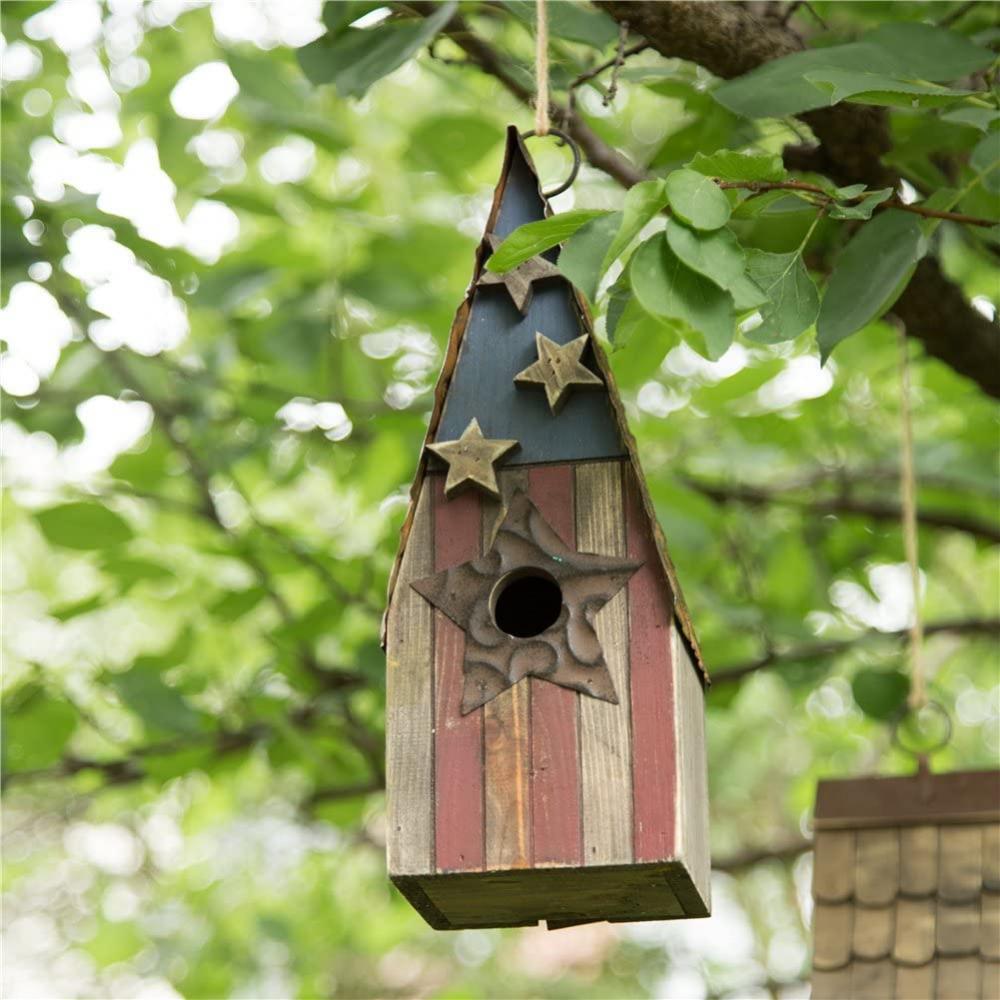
[[1, 1, 998, 997]]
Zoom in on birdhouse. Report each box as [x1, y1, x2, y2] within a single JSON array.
[[382, 126, 710, 930], [811, 768, 1000, 999]]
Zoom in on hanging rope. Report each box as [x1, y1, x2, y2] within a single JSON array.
[[534, 0, 550, 136], [898, 326, 926, 710]]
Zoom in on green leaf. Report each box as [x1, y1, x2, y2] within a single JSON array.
[[209, 587, 267, 622], [558, 212, 623, 303], [688, 149, 786, 183], [664, 219, 745, 291], [665, 169, 731, 231], [35, 502, 134, 551], [971, 130, 1000, 195], [863, 22, 996, 81], [852, 668, 910, 721], [744, 249, 819, 344], [408, 115, 501, 182], [828, 188, 893, 220], [108, 660, 203, 735], [50, 593, 105, 621], [804, 70, 972, 109], [2, 685, 76, 772], [296, 1, 456, 97], [713, 26, 992, 119], [502, 0, 618, 47], [728, 272, 769, 311], [941, 107, 1000, 133], [602, 179, 668, 273], [486, 210, 608, 272], [817, 210, 927, 361], [630, 234, 735, 360]]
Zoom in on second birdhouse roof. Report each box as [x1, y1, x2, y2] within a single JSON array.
[[382, 125, 708, 685]]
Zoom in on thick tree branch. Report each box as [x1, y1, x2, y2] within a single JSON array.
[[685, 477, 1000, 544], [712, 618, 1000, 686], [713, 836, 812, 871], [592, 1, 1000, 399]]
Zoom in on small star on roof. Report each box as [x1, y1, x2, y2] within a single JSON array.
[[514, 332, 604, 413], [426, 418, 519, 499], [476, 234, 562, 315]]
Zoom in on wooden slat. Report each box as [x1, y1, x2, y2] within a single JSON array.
[[433, 479, 484, 872], [893, 896, 936, 966], [894, 963, 936, 1000], [982, 890, 1000, 960], [939, 826, 982, 902], [936, 899, 980, 956], [850, 958, 895, 999], [811, 967, 853, 1000], [385, 483, 434, 876], [855, 828, 900, 906], [936, 956, 980, 1000], [673, 625, 711, 910], [528, 463, 582, 866], [625, 467, 676, 864], [814, 830, 856, 903], [983, 823, 1000, 890], [900, 825, 939, 897], [853, 903, 894, 960], [483, 469, 532, 870], [575, 461, 633, 867], [812, 902, 853, 970]]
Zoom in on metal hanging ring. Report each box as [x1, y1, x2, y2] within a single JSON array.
[[520, 128, 582, 198], [891, 699, 953, 758]]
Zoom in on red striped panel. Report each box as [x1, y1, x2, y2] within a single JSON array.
[[625, 468, 677, 862], [432, 477, 484, 872], [527, 464, 582, 866]]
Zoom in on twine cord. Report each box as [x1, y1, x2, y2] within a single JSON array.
[[534, 0, 549, 136], [899, 327, 926, 710]]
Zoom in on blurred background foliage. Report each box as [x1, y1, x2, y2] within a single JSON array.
[[1, 1, 997, 998]]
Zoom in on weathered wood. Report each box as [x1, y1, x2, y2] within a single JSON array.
[[625, 467, 676, 863], [483, 469, 532, 870], [432, 478, 484, 872], [674, 626, 711, 912], [575, 461, 633, 867], [413, 860, 689, 929], [855, 828, 900, 906], [527, 463, 582, 867], [385, 483, 434, 876]]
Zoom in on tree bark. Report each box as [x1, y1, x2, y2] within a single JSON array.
[[595, 1, 1000, 398]]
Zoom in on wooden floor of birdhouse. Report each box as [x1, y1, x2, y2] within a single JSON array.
[[392, 858, 709, 931]]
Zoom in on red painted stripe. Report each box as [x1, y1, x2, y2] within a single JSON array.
[[527, 464, 582, 866], [625, 468, 677, 862], [432, 477, 484, 872]]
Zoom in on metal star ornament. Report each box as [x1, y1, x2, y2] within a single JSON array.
[[425, 418, 519, 499], [514, 332, 604, 413], [476, 234, 562, 314], [411, 492, 642, 713]]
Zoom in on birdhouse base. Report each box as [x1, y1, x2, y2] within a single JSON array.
[[391, 859, 709, 931]]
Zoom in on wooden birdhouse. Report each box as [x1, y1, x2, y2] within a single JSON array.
[[811, 768, 1000, 998], [382, 126, 710, 930]]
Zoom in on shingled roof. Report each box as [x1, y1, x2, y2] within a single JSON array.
[[811, 768, 1000, 999]]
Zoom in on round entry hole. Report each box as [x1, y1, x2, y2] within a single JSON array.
[[492, 569, 563, 638]]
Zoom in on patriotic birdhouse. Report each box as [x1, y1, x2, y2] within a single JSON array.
[[382, 126, 710, 930]]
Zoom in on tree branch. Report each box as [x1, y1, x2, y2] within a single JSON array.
[[712, 836, 812, 871], [685, 477, 1000, 544], [711, 618, 1000, 686]]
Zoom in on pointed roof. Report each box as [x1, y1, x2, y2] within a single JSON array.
[[382, 126, 708, 685]]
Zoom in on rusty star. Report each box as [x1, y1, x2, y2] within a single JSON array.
[[426, 418, 519, 499], [411, 492, 642, 713], [514, 332, 604, 413], [476, 234, 562, 314]]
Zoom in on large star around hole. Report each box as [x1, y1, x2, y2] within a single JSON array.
[[476, 234, 562, 315], [411, 492, 642, 714], [514, 332, 604, 413]]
